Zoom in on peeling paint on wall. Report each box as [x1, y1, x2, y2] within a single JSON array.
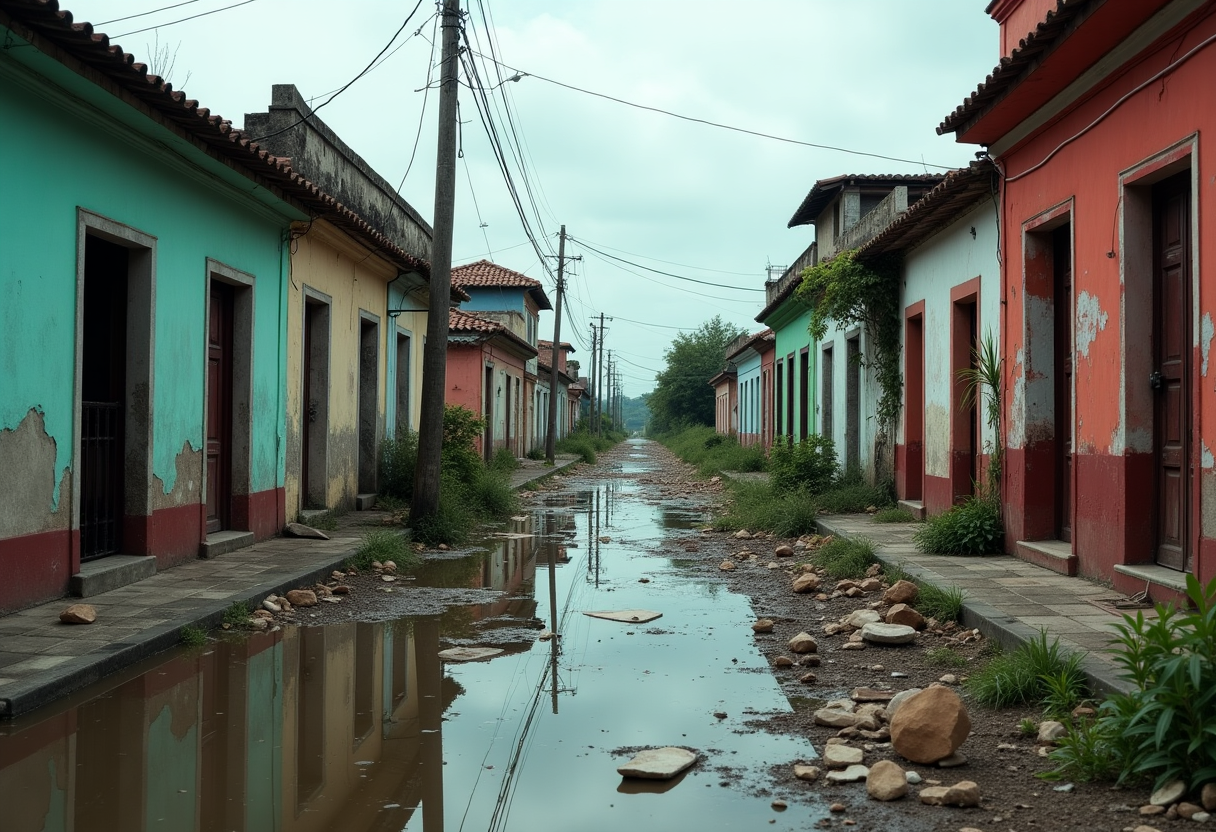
[[1204, 440, 1215, 470], [151, 442, 203, 510], [1202, 469, 1216, 536], [1075, 290, 1108, 359], [1203, 313, 1214, 377], [0, 409, 71, 537], [924, 403, 950, 477], [1009, 346, 1026, 448]]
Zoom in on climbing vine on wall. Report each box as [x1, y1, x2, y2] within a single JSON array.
[[793, 250, 903, 437]]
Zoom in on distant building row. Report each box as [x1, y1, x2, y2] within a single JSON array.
[[0, 3, 582, 614], [711, 0, 1216, 601]]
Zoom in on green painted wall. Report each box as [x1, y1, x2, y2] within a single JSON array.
[[764, 297, 818, 440], [0, 34, 298, 503]]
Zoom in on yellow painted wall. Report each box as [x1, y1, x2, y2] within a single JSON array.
[[286, 220, 398, 516]]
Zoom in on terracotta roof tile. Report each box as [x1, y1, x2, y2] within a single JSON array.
[[452, 260, 553, 310], [448, 309, 538, 356]]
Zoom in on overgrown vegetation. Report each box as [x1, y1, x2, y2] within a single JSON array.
[[180, 624, 207, 647], [378, 428, 419, 502], [661, 425, 766, 477], [964, 630, 1086, 709], [795, 251, 903, 454], [881, 563, 966, 622], [807, 536, 878, 579], [913, 496, 1003, 556], [491, 447, 520, 472], [873, 507, 916, 523], [769, 434, 837, 492], [714, 481, 822, 537], [222, 600, 251, 628], [1046, 575, 1216, 789], [925, 646, 969, 669], [347, 529, 418, 571]]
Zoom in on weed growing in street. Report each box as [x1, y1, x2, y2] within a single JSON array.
[[916, 583, 966, 622], [180, 624, 207, 647], [1018, 717, 1038, 736], [872, 507, 916, 523], [348, 529, 417, 571], [965, 630, 1086, 708], [662, 426, 766, 477], [810, 536, 877, 579], [375, 495, 406, 514], [1040, 717, 1124, 783], [769, 434, 837, 492], [714, 481, 820, 537], [913, 496, 1003, 555], [925, 646, 968, 669], [1041, 665, 1089, 719], [222, 601, 251, 628]]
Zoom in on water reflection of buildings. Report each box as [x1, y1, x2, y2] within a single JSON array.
[[0, 620, 452, 832]]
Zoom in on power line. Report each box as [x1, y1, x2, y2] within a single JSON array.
[[577, 246, 759, 305], [465, 48, 956, 170], [113, 0, 260, 38], [570, 236, 762, 277], [609, 314, 699, 332], [98, 0, 203, 26], [569, 236, 764, 292]]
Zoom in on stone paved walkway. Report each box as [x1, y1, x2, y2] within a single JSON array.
[[0, 455, 580, 719], [816, 514, 1144, 696]]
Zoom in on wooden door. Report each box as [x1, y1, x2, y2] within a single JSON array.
[[1154, 175, 1191, 570], [1054, 225, 1073, 542], [206, 284, 233, 534]]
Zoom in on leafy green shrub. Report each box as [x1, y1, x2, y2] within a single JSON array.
[[375, 495, 406, 513], [441, 405, 486, 484], [913, 496, 1003, 555], [180, 625, 207, 647], [222, 600, 251, 627], [1018, 717, 1038, 736], [769, 434, 838, 493], [1041, 666, 1088, 719], [556, 433, 596, 464], [964, 630, 1085, 708], [1041, 717, 1124, 783], [379, 428, 419, 500], [810, 536, 877, 579], [348, 529, 417, 571], [526, 446, 546, 461], [464, 466, 519, 518], [1091, 575, 1216, 789], [491, 446, 520, 472], [873, 507, 916, 523]]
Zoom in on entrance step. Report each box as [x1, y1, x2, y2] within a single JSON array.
[[897, 500, 926, 520], [355, 493, 377, 511], [200, 530, 255, 559], [1114, 562, 1188, 602], [71, 554, 157, 597], [1015, 539, 1077, 576]]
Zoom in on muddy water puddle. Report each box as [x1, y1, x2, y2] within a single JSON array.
[[0, 440, 822, 831]]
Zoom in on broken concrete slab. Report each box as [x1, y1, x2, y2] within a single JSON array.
[[583, 609, 663, 623], [284, 522, 330, 540], [617, 747, 698, 779], [438, 647, 504, 662]]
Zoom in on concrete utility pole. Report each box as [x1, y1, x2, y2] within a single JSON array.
[[544, 226, 567, 462], [411, 0, 461, 523], [596, 313, 605, 435], [588, 321, 598, 434]]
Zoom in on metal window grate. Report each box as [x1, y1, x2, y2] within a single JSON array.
[[81, 401, 122, 561]]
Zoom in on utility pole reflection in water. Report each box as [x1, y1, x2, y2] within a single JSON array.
[[416, 617, 444, 832]]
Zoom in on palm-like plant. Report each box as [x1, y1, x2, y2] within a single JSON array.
[[958, 331, 1003, 500]]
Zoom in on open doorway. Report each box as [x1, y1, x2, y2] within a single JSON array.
[[357, 315, 379, 497], [302, 292, 331, 510]]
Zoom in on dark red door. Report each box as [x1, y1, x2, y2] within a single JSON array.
[[206, 284, 234, 534], [1054, 225, 1073, 542], [1154, 174, 1191, 571]]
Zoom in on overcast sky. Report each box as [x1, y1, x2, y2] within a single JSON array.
[[75, 0, 997, 395]]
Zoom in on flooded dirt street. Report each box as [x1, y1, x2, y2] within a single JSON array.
[[0, 439, 829, 832]]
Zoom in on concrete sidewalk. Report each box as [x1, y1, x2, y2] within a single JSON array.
[[0, 455, 581, 719], [816, 514, 1143, 696]]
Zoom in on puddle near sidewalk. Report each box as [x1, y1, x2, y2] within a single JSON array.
[[0, 439, 822, 832]]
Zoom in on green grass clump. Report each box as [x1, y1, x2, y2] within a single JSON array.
[[809, 536, 877, 579], [925, 646, 968, 669], [873, 507, 916, 523], [555, 433, 597, 464], [222, 600, 251, 627], [714, 481, 820, 538], [660, 425, 766, 477], [180, 624, 207, 646], [1018, 717, 1038, 736], [375, 494, 406, 513], [913, 496, 1003, 555], [348, 529, 417, 571], [769, 434, 837, 492], [1041, 717, 1124, 783], [964, 630, 1086, 708], [917, 583, 966, 622], [490, 447, 520, 472], [814, 470, 894, 514], [378, 427, 419, 500], [303, 509, 340, 532]]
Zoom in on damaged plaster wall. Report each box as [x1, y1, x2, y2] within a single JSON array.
[[0, 410, 71, 538]]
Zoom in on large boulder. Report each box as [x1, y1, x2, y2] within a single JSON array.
[[890, 686, 971, 764]]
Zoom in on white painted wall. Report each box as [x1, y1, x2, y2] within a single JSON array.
[[898, 199, 1001, 479]]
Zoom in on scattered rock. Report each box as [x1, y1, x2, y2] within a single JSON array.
[[1178, 803, 1204, 820], [262, 598, 282, 613], [814, 708, 859, 729], [1151, 780, 1187, 807], [799, 654, 822, 667], [1037, 720, 1067, 744], [846, 609, 883, 629], [775, 544, 795, 557], [793, 573, 821, 593], [918, 780, 981, 807], [861, 622, 918, 645], [774, 656, 795, 667], [788, 632, 818, 653], [851, 687, 895, 702], [734, 529, 752, 540], [840, 642, 868, 651], [890, 686, 971, 765], [824, 744, 864, 769], [59, 603, 97, 625], [617, 747, 698, 779], [331, 585, 351, 595], [1203, 783, 1216, 811], [753, 618, 775, 633], [829, 802, 846, 813], [719, 560, 736, 571], [1134, 826, 1165, 832], [825, 765, 870, 784], [799, 672, 817, 683], [794, 764, 821, 782], [439, 646, 503, 662], [940, 674, 958, 684], [284, 521, 329, 539], [859, 577, 883, 593], [886, 603, 926, 629], [1139, 805, 1166, 816], [883, 580, 919, 605], [381, 575, 398, 583], [905, 770, 922, 785], [866, 760, 908, 801], [285, 589, 318, 607], [771, 799, 787, 810], [713, 711, 728, 719], [937, 752, 968, 768], [1194, 812, 1212, 823]]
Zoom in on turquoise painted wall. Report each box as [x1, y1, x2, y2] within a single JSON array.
[[0, 38, 297, 502], [145, 703, 199, 831], [767, 300, 818, 440]]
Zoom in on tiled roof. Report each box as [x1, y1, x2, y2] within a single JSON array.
[[537, 340, 574, 353], [0, 0, 432, 279], [857, 161, 997, 259], [452, 260, 553, 310], [448, 309, 537, 356], [788, 174, 946, 229]]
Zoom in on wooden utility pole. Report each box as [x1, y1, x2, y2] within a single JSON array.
[[544, 226, 567, 462], [588, 322, 598, 434], [596, 313, 605, 435], [411, 0, 461, 522]]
